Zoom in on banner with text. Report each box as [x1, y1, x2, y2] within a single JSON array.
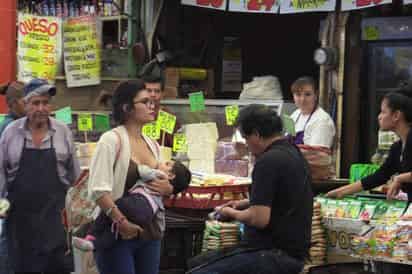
[[280, 0, 336, 13], [17, 13, 62, 83], [229, 0, 280, 13], [63, 16, 101, 88], [341, 0, 391, 11], [181, 0, 227, 10]]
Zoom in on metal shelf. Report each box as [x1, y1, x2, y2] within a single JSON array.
[[351, 254, 412, 266]]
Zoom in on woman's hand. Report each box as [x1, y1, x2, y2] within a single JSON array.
[[146, 178, 174, 196], [119, 219, 143, 240], [387, 176, 402, 200], [325, 188, 344, 199]]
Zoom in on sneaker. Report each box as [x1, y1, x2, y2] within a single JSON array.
[[72, 236, 95, 252]]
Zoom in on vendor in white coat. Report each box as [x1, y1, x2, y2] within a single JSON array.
[[290, 76, 335, 149]]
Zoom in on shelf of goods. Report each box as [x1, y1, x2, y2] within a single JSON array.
[[316, 196, 412, 266]]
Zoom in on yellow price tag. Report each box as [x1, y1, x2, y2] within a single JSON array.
[[364, 26, 379, 41], [142, 122, 160, 140], [225, 105, 239, 126], [173, 134, 188, 153], [77, 113, 93, 131], [157, 110, 176, 134]]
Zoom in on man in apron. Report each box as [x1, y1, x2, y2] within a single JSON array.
[[0, 78, 80, 274]]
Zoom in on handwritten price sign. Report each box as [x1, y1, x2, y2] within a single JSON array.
[[280, 0, 335, 13], [142, 122, 161, 140], [225, 105, 239, 126], [77, 113, 93, 131], [181, 0, 227, 10], [157, 110, 176, 134], [229, 0, 279, 13], [173, 134, 188, 153]]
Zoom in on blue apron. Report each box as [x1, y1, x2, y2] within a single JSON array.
[[6, 137, 73, 273]]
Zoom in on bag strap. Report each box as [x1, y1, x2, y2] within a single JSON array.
[[112, 129, 122, 168]]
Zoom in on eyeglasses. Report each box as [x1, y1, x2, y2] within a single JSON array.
[[133, 98, 155, 107], [146, 88, 161, 94]]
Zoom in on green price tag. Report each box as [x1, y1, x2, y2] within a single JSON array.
[[142, 122, 160, 140], [225, 105, 239, 126], [0, 114, 5, 124], [173, 134, 188, 153], [95, 114, 110, 132], [189, 91, 205, 112], [77, 113, 93, 131], [282, 114, 296, 137], [157, 110, 176, 134], [364, 26, 379, 41], [55, 107, 72, 125]]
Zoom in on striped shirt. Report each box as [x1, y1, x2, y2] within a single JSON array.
[[0, 117, 80, 197]]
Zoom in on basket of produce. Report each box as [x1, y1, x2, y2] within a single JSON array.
[[164, 172, 250, 209]]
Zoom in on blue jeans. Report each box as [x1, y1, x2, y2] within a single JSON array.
[[94, 238, 161, 274], [189, 249, 304, 274], [0, 219, 12, 274]]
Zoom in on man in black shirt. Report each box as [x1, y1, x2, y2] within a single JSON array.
[[188, 104, 313, 274]]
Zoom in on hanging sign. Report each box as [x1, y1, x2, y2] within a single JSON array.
[[17, 13, 62, 83], [280, 0, 336, 14], [157, 110, 177, 134], [142, 122, 161, 140], [341, 0, 391, 11], [189, 92, 206, 112], [63, 16, 101, 88], [0, 114, 5, 124], [363, 25, 379, 40], [55, 107, 73, 125], [78, 113, 93, 131], [181, 0, 228, 10], [173, 134, 188, 153], [229, 0, 280, 13]]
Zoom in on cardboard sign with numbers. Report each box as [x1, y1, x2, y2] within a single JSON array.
[[189, 92, 205, 112], [157, 110, 176, 134], [173, 134, 188, 152], [225, 105, 239, 126], [142, 122, 161, 140], [78, 114, 93, 131]]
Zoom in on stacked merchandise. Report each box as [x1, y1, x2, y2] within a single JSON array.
[[351, 221, 412, 262], [202, 221, 240, 251], [318, 196, 412, 264], [303, 202, 328, 273], [215, 141, 249, 177]]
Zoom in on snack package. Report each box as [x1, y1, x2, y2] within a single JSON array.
[[373, 201, 389, 221], [336, 200, 349, 218], [392, 243, 409, 260], [374, 237, 394, 258], [315, 196, 328, 216], [401, 203, 412, 220], [326, 199, 338, 217], [346, 199, 363, 219], [359, 201, 378, 221], [384, 201, 408, 220]]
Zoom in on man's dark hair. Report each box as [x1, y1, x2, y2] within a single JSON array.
[[143, 74, 164, 90], [170, 160, 191, 194], [235, 104, 283, 138]]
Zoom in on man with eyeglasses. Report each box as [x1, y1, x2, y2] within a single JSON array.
[[143, 74, 181, 147], [0, 78, 80, 274]]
